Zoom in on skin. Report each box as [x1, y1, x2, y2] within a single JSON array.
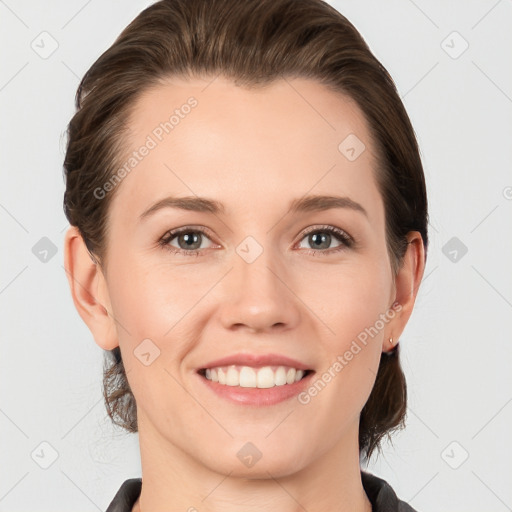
[[64, 75, 425, 512]]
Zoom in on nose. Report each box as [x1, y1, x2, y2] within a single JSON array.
[[218, 243, 301, 334]]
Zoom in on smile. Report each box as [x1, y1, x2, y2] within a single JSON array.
[[199, 365, 313, 388]]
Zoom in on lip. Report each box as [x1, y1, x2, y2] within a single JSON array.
[[196, 369, 315, 406], [197, 352, 313, 371]]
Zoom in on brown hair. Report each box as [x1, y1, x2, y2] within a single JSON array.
[[63, 0, 428, 463]]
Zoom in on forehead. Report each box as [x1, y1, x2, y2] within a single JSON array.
[[109, 75, 382, 224], [127, 75, 374, 155]]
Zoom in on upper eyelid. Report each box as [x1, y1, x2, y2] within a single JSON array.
[[161, 225, 215, 239], [300, 224, 352, 239]]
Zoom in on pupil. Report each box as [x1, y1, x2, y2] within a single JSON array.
[[310, 232, 330, 249], [180, 232, 200, 249]]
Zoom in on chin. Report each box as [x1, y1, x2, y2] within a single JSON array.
[[198, 440, 312, 479]]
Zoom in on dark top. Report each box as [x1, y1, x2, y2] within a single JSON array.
[[105, 470, 418, 512]]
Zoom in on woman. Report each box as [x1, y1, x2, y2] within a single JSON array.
[[62, 0, 427, 510]]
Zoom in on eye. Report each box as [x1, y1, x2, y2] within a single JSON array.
[[158, 224, 354, 257], [296, 225, 353, 255], [159, 226, 217, 256]]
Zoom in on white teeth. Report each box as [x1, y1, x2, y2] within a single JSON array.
[[203, 365, 307, 388], [226, 367, 239, 386], [275, 366, 287, 386], [239, 366, 257, 387], [256, 367, 275, 388]]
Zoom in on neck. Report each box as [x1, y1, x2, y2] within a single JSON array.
[[133, 413, 372, 512]]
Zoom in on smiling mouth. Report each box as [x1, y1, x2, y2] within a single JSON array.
[[197, 365, 314, 388]]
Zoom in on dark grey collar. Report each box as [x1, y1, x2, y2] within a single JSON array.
[[106, 471, 419, 512]]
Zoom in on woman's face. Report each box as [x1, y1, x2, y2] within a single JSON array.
[[86, 76, 415, 476]]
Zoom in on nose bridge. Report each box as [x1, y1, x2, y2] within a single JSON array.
[[218, 234, 300, 332]]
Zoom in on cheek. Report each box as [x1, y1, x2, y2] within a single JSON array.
[[108, 264, 170, 340], [296, 260, 392, 433], [108, 241, 393, 355], [299, 257, 393, 344], [105, 255, 199, 417], [106, 252, 219, 382], [107, 248, 204, 337]]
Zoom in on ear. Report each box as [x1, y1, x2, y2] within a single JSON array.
[[383, 231, 426, 353], [63, 226, 119, 351]]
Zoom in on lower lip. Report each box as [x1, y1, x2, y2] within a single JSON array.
[[196, 371, 315, 406]]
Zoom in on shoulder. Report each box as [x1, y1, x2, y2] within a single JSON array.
[[361, 470, 419, 512], [105, 478, 142, 512]]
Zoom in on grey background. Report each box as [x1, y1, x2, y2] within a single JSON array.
[[1, 0, 511, 510]]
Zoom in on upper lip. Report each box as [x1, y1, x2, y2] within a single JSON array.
[[198, 353, 313, 371]]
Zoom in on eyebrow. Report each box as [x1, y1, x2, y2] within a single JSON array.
[[139, 196, 226, 220], [288, 194, 367, 217], [139, 194, 368, 221]]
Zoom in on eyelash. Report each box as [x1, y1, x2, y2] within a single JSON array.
[[158, 225, 354, 257]]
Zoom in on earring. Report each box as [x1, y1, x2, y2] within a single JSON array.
[[389, 337, 393, 344]]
